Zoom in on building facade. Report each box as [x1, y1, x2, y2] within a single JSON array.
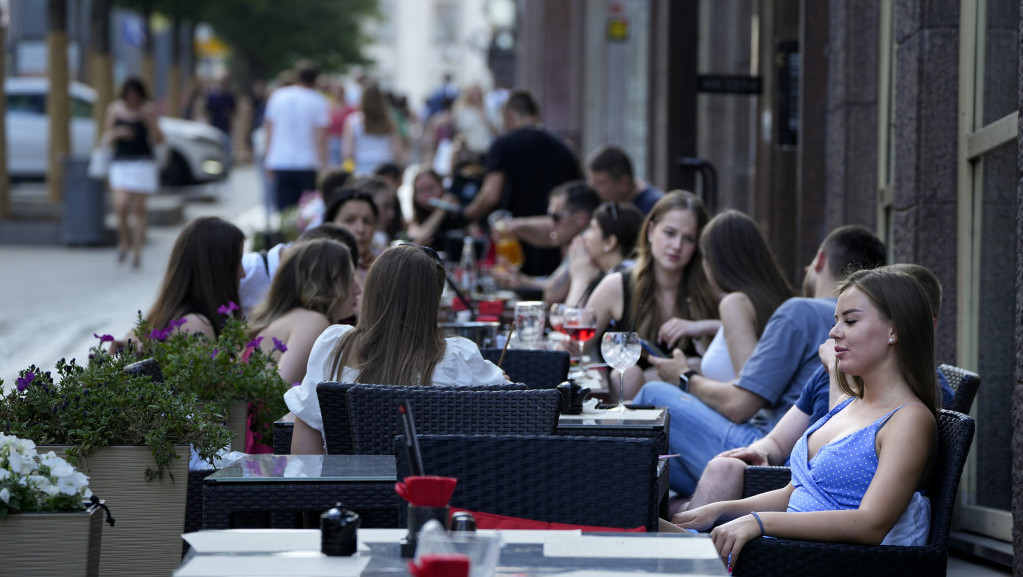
[[514, 0, 1019, 568]]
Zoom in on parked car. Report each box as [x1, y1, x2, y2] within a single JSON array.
[[5, 77, 229, 186]]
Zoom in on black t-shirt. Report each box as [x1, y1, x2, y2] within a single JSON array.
[[485, 127, 582, 275]]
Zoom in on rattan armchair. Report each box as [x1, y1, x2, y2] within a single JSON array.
[[938, 363, 981, 415], [733, 409, 975, 577], [347, 386, 559, 455], [395, 434, 663, 531], [479, 348, 571, 388]]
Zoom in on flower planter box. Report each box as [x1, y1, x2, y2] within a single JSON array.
[[44, 445, 189, 577], [0, 505, 103, 576], [226, 400, 248, 452]]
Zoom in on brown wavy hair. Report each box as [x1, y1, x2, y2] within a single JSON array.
[[628, 190, 719, 348], [248, 239, 355, 335], [360, 82, 395, 135], [326, 244, 446, 385]]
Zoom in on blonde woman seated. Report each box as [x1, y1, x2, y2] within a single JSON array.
[[285, 244, 508, 454], [672, 268, 937, 572], [248, 239, 361, 386]]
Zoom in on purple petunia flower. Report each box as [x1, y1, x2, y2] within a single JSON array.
[[271, 337, 287, 353], [16, 371, 35, 392], [210, 348, 220, 360], [93, 333, 115, 343], [217, 301, 240, 316], [169, 318, 188, 329], [247, 336, 265, 350], [149, 327, 171, 342]]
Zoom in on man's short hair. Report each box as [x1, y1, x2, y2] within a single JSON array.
[[294, 60, 320, 86], [587, 145, 635, 181], [504, 89, 540, 118], [551, 181, 601, 216], [888, 263, 942, 318], [821, 225, 886, 282]]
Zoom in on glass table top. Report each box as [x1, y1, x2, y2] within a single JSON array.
[[207, 454, 396, 483]]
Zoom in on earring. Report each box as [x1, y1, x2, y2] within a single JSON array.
[[602, 246, 611, 253], [888, 337, 894, 344]]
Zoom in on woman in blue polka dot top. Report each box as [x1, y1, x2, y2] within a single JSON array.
[[674, 267, 938, 572]]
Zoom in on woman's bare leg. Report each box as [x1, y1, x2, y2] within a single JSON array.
[[129, 192, 147, 267], [113, 187, 130, 261]]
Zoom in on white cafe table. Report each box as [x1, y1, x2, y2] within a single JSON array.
[[176, 528, 727, 576]]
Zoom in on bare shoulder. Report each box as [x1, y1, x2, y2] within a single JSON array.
[[586, 271, 625, 317], [180, 313, 215, 340], [719, 292, 755, 321], [879, 402, 937, 444]]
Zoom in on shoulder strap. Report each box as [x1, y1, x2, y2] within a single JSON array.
[[260, 250, 269, 276]]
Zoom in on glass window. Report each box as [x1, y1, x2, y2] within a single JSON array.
[[7, 94, 45, 114], [71, 97, 93, 119]]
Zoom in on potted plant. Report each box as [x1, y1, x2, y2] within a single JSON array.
[[132, 302, 291, 452], [0, 432, 112, 577], [0, 338, 232, 577]]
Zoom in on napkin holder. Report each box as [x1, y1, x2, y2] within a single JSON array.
[[401, 505, 450, 557]]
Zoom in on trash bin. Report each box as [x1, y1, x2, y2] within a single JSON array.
[[62, 157, 115, 246]]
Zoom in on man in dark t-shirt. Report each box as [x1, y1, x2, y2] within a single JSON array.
[[464, 89, 581, 276]]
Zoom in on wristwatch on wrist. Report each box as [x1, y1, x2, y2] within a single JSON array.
[[678, 369, 698, 392]]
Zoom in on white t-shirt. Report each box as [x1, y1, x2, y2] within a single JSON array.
[[284, 324, 508, 434], [239, 243, 287, 317], [264, 85, 329, 170]]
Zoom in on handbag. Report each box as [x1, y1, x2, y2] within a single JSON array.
[[87, 146, 112, 179]]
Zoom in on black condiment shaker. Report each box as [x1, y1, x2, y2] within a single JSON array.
[[321, 502, 361, 556]]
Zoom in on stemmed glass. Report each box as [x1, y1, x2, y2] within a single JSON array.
[[563, 307, 597, 363], [600, 332, 641, 412], [548, 303, 567, 335]]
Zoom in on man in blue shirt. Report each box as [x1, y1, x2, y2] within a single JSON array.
[[637, 225, 886, 495], [586, 144, 664, 214]]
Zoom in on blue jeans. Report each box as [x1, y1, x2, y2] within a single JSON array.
[[634, 382, 768, 495]]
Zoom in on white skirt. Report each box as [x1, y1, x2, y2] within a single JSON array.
[[109, 159, 158, 194]]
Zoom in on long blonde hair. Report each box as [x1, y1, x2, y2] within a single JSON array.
[[327, 245, 446, 385], [248, 240, 355, 335], [628, 191, 719, 348]]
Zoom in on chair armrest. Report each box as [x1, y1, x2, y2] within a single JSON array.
[[273, 420, 294, 455], [742, 465, 791, 498]]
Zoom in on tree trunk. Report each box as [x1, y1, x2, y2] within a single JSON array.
[[89, 0, 113, 146], [141, 3, 155, 97], [167, 16, 181, 118], [47, 0, 71, 203], [0, 9, 9, 219]]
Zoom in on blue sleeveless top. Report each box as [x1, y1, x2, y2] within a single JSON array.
[[788, 397, 931, 545]]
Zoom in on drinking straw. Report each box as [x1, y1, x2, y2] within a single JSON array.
[[497, 324, 515, 367]]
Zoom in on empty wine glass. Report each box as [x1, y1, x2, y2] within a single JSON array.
[[600, 332, 641, 412]]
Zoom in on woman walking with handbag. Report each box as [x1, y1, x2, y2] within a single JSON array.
[[103, 77, 163, 268]]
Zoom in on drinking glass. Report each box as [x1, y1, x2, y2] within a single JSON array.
[[548, 303, 567, 334], [514, 301, 546, 349], [488, 210, 525, 271], [563, 307, 597, 362], [600, 332, 641, 412]]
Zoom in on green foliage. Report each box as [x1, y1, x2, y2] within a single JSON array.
[[133, 308, 290, 446], [199, 0, 378, 79], [0, 346, 233, 481]]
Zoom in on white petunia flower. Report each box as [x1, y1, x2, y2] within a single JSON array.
[[42, 456, 74, 478], [0, 487, 9, 504]]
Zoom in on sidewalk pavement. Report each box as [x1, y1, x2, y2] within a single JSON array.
[[0, 166, 269, 391]]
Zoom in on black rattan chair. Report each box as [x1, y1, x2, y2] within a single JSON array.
[[318, 382, 528, 455], [348, 386, 559, 455], [395, 434, 662, 531], [316, 381, 361, 454], [273, 419, 294, 454], [733, 409, 975, 577], [479, 348, 570, 389], [938, 363, 981, 415]]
